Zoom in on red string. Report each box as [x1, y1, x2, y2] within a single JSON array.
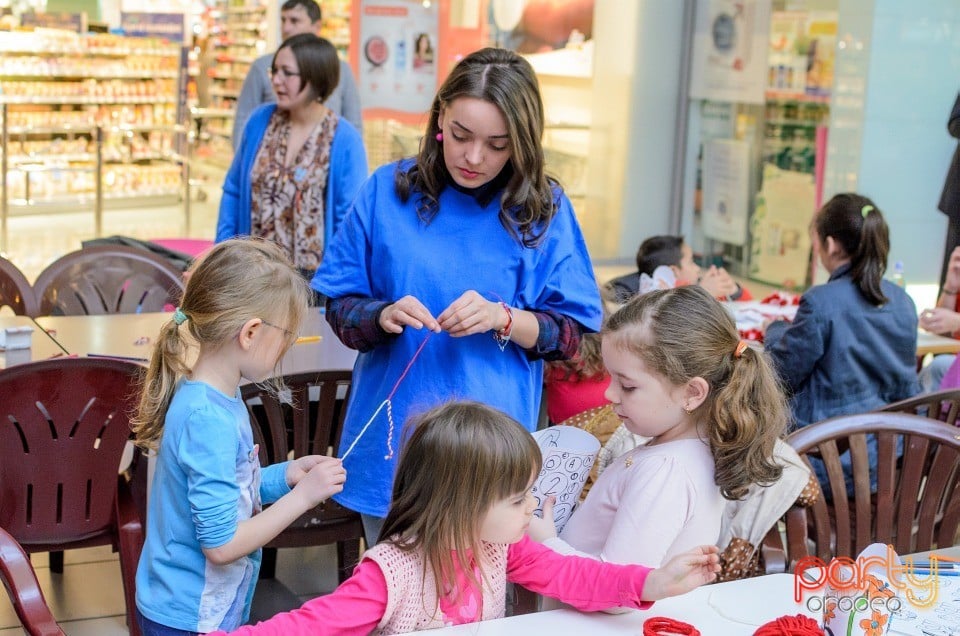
[[642, 617, 700, 635], [753, 614, 824, 635], [386, 332, 432, 400]]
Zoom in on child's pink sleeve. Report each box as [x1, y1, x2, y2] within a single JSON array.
[[506, 535, 653, 611], [209, 559, 388, 636]]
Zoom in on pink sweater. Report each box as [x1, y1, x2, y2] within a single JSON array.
[[216, 535, 653, 635]]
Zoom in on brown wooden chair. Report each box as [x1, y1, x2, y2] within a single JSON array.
[[33, 245, 184, 316], [881, 388, 960, 426], [0, 255, 38, 317], [0, 357, 145, 636], [241, 370, 364, 583], [769, 412, 960, 572], [0, 526, 66, 636]]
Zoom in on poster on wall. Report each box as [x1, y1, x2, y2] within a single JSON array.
[[358, 0, 438, 114], [702, 138, 751, 246], [749, 164, 815, 289], [120, 11, 186, 43], [689, 0, 771, 104]]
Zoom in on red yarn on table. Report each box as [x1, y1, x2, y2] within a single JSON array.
[[753, 614, 824, 635], [642, 617, 700, 635]]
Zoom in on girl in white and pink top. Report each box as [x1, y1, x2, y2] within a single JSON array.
[[214, 401, 721, 635], [531, 286, 788, 568]]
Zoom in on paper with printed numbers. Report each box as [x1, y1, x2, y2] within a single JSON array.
[[531, 426, 599, 533]]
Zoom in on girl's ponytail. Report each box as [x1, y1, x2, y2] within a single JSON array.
[[709, 344, 786, 500], [132, 318, 190, 451], [850, 203, 889, 305]]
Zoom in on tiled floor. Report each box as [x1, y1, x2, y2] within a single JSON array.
[[0, 544, 342, 635]]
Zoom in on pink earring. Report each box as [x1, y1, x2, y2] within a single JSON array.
[[435, 131, 443, 142]]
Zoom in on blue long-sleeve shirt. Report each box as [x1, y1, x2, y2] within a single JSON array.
[[135, 380, 291, 633]]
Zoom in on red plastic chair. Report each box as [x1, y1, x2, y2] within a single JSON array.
[[0, 526, 65, 636], [0, 255, 38, 317], [241, 370, 364, 583], [0, 357, 145, 636], [33, 245, 184, 316]]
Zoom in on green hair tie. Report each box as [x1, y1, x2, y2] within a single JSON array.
[[173, 308, 188, 325], [861, 204, 874, 219]]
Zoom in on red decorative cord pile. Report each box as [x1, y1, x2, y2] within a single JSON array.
[[753, 614, 824, 635], [642, 614, 822, 636], [760, 292, 801, 306], [642, 617, 700, 635]]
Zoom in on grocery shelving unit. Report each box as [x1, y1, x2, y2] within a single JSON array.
[[319, 0, 351, 59], [0, 29, 189, 251], [195, 0, 269, 165]]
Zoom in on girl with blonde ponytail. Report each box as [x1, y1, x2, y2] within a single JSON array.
[[132, 238, 347, 636]]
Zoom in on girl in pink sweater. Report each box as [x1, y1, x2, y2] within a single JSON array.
[[214, 401, 720, 635]]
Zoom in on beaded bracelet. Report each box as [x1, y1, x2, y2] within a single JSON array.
[[494, 302, 513, 352]]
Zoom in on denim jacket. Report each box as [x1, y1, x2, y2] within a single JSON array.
[[764, 263, 919, 428]]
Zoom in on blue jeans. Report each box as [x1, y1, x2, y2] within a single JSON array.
[[361, 513, 385, 547], [136, 609, 199, 636]]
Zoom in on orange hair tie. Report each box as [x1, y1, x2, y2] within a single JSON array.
[[734, 340, 748, 359]]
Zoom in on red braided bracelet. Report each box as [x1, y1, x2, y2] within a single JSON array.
[[642, 616, 700, 636]]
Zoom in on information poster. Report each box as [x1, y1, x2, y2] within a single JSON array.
[[749, 164, 815, 289], [690, 0, 772, 104], [358, 0, 438, 114], [120, 12, 186, 44], [702, 138, 751, 246]]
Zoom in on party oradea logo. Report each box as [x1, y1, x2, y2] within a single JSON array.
[[793, 543, 958, 635]]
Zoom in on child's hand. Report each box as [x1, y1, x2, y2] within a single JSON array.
[[640, 545, 720, 601], [285, 455, 329, 487], [698, 266, 738, 299], [291, 456, 346, 507], [527, 495, 558, 542]]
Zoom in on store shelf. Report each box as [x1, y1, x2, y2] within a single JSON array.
[[195, 0, 270, 162], [764, 90, 831, 104], [0, 29, 188, 250]]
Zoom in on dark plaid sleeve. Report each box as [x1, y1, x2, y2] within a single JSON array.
[[325, 296, 397, 352], [526, 310, 585, 361]]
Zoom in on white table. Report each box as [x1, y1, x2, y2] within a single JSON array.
[[435, 574, 816, 635], [436, 552, 960, 636]]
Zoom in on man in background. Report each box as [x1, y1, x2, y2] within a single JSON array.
[[939, 92, 960, 286], [232, 0, 362, 149]]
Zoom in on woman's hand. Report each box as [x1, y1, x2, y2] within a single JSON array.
[[437, 291, 508, 337], [379, 295, 441, 334], [920, 307, 960, 336], [640, 545, 720, 601], [698, 266, 738, 299], [527, 496, 558, 542]]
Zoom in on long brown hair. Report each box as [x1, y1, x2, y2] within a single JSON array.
[[132, 238, 310, 451], [815, 192, 890, 306], [604, 286, 787, 499], [379, 401, 542, 603], [395, 47, 558, 248]]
